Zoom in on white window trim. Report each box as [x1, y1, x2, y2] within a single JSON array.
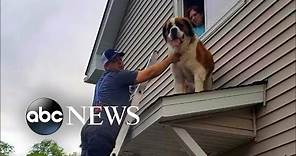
[[173, 0, 184, 16], [173, 0, 247, 42]]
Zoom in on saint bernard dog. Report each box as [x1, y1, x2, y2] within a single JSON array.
[[162, 17, 214, 93]]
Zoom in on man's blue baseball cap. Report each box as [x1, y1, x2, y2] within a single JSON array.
[[101, 49, 124, 66]]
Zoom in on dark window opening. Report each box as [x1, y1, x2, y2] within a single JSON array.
[[183, 0, 205, 37]]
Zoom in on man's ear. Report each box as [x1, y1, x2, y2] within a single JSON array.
[[182, 17, 195, 37], [104, 63, 109, 70]]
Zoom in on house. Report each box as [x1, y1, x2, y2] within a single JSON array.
[[84, 0, 295, 155]]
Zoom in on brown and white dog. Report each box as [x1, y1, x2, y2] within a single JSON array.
[[162, 17, 214, 93]]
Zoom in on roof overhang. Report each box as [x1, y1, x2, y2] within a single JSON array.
[[84, 0, 129, 84], [119, 82, 267, 156]]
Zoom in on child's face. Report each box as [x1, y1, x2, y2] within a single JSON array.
[[189, 10, 203, 27]]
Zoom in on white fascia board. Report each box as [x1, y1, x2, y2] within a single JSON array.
[[84, 69, 105, 84], [96, 0, 129, 56], [161, 84, 265, 120], [84, 0, 129, 83]]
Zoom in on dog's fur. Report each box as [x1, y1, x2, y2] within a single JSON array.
[[162, 17, 214, 93]]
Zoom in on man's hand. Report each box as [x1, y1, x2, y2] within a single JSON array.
[[135, 51, 181, 84]]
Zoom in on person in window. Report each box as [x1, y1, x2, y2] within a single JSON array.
[[185, 5, 205, 37], [80, 49, 181, 156]]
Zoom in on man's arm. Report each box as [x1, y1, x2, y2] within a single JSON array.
[[135, 52, 180, 84]]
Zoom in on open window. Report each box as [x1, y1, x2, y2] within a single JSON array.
[[174, 0, 246, 38]]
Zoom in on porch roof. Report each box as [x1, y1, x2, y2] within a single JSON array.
[[119, 82, 266, 156]]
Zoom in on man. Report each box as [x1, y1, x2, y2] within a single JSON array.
[[80, 49, 180, 156], [186, 6, 205, 37]]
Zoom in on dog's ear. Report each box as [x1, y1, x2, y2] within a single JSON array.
[[162, 21, 168, 42], [182, 17, 195, 37]]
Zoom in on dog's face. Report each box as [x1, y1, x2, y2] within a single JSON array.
[[162, 17, 195, 48]]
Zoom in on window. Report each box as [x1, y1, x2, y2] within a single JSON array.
[[174, 0, 245, 37]]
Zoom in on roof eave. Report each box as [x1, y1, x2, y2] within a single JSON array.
[[118, 82, 267, 155], [84, 0, 129, 83], [131, 82, 267, 139]]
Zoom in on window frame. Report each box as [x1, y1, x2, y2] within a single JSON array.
[[173, 0, 247, 41], [173, 0, 184, 16]]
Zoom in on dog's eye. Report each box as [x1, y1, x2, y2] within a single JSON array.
[[168, 23, 173, 30], [176, 22, 184, 29]]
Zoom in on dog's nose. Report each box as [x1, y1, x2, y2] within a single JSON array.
[[171, 27, 178, 37]]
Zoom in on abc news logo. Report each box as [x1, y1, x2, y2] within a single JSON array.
[[26, 98, 140, 135]]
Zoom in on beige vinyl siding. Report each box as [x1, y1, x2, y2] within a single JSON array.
[[257, 88, 295, 117], [115, 0, 173, 71], [205, 0, 296, 155], [114, 0, 175, 109], [115, 0, 295, 155], [257, 141, 296, 156]]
